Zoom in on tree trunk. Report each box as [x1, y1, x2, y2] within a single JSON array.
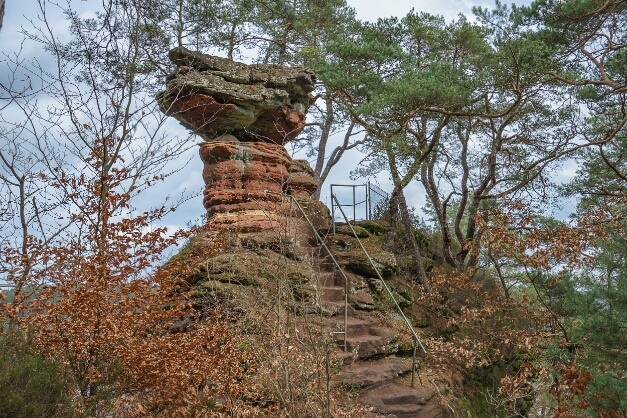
[[388, 153, 431, 292]]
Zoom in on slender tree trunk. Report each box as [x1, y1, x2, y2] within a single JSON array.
[[387, 152, 431, 292], [312, 94, 334, 200]]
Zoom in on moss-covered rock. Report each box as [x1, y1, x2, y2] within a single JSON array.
[[328, 234, 356, 252], [394, 287, 415, 309], [349, 292, 376, 311], [202, 253, 264, 286], [240, 232, 303, 260], [345, 255, 397, 279], [335, 224, 371, 238], [358, 220, 390, 236], [158, 47, 315, 143], [344, 243, 398, 278], [295, 199, 331, 229]]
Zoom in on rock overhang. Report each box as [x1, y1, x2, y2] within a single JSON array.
[[157, 47, 317, 144]]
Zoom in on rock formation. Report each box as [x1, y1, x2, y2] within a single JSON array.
[[158, 47, 329, 232], [161, 49, 450, 417], [158, 48, 316, 144]]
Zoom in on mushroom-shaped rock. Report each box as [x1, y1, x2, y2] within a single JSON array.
[[157, 48, 316, 144], [157, 49, 329, 232]]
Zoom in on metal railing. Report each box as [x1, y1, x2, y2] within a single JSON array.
[[330, 182, 389, 234], [331, 193, 426, 387], [368, 182, 389, 220], [265, 190, 349, 352]]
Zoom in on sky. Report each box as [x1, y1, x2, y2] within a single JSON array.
[[348, 0, 506, 22], [0, 0, 559, 239]]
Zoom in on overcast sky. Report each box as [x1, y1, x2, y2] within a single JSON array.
[[1, 0, 549, 234]]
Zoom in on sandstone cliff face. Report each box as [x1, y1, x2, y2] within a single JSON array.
[[158, 48, 328, 232], [199, 135, 291, 231]]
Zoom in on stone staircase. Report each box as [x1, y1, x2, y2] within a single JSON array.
[[311, 236, 445, 418]]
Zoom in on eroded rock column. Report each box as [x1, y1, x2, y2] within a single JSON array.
[[158, 47, 329, 232], [199, 136, 292, 231]]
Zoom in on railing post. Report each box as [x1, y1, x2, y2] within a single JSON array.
[[352, 185, 356, 225], [366, 182, 371, 221], [411, 337, 417, 388], [330, 184, 336, 235]]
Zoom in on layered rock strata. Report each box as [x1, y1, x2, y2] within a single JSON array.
[[158, 48, 328, 232], [158, 48, 316, 144], [199, 136, 291, 231]]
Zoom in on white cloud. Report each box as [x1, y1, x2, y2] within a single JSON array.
[[346, 0, 533, 22]]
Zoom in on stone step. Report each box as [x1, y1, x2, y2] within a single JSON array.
[[360, 382, 442, 418], [334, 357, 413, 388], [332, 349, 355, 365], [327, 317, 368, 334], [327, 317, 394, 337], [347, 319, 392, 337], [319, 300, 351, 316], [320, 286, 345, 302], [342, 334, 390, 359], [318, 271, 345, 287]]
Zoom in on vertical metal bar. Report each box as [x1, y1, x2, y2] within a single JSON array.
[[326, 349, 331, 417], [331, 184, 335, 235], [352, 185, 356, 225], [367, 182, 371, 220], [344, 278, 348, 352], [411, 337, 417, 388], [289, 197, 293, 236]]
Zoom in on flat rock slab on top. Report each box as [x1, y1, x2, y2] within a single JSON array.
[[157, 47, 316, 144]]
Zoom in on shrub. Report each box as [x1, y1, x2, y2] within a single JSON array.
[[0, 327, 74, 418]]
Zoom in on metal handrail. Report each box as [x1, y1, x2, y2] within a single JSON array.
[[330, 182, 390, 233], [331, 193, 426, 387], [265, 190, 349, 352]]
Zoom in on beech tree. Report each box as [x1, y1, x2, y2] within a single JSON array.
[[1, 139, 249, 415], [1, 0, 251, 414]]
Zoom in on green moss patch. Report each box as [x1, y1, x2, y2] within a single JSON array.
[[335, 224, 371, 238]]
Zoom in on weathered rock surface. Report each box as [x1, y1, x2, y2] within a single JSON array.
[[360, 383, 442, 418], [334, 357, 412, 388], [197, 136, 329, 232], [180, 219, 450, 415], [287, 159, 318, 199], [158, 49, 327, 232], [158, 47, 316, 144], [200, 138, 289, 209]]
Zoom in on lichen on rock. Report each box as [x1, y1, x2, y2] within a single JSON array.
[[157, 47, 316, 144], [158, 48, 329, 232]]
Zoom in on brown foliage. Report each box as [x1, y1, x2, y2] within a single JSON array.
[[1, 140, 249, 416], [416, 268, 541, 376], [481, 198, 627, 417]]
